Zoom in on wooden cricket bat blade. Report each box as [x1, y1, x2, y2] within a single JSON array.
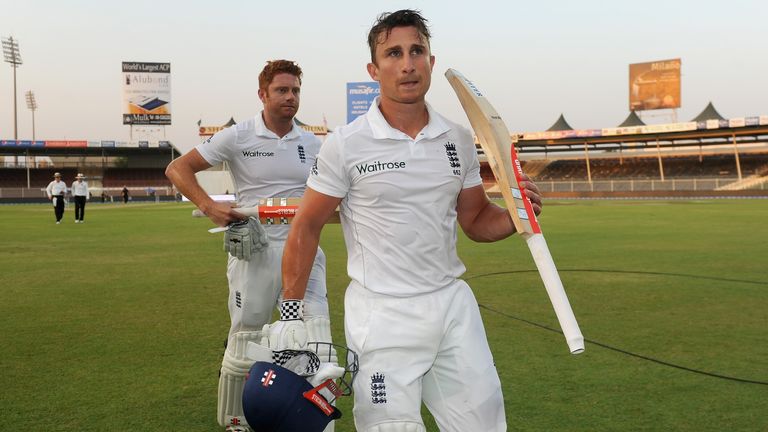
[[445, 68, 584, 354]]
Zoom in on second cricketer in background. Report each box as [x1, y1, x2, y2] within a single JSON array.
[[165, 60, 335, 432], [279, 10, 542, 432]]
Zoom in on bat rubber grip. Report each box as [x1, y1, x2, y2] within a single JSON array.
[[525, 233, 585, 354]]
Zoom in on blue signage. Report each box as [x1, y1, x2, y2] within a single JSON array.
[[347, 82, 380, 124]]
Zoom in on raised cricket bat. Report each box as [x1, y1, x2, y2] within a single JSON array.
[[446, 68, 584, 354], [193, 197, 340, 231]]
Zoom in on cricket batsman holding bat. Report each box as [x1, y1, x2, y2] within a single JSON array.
[[280, 10, 545, 432], [165, 60, 338, 432]]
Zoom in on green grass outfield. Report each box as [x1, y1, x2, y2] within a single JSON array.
[[1, 199, 766, 431]]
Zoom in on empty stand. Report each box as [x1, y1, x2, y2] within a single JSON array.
[[532, 153, 768, 181], [0, 168, 78, 188], [101, 168, 172, 188]]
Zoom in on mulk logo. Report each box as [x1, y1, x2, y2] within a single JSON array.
[[445, 142, 461, 176], [242, 150, 275, 158], [355, 160, 406, 174]]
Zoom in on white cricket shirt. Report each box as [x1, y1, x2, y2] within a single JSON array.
[[71, 181, 89, 197], [308, 98, 482, 296], [197, 113, 321, 241], [46, 180, 67, 197]]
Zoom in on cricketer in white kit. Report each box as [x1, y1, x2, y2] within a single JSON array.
[[166, 60, 336, 432], [279, 10, 543, 432], [313, 98, 505, 431], [199, 115, 331, 431], [196, 112, 329, 335]]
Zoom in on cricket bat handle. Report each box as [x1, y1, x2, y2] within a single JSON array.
[[194, 205, 340, 225], [524, 233, 585, 354], [192, 205, 275, 218]]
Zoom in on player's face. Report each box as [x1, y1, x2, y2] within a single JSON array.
[[367, 26, 435, 105], [260, 73, 301, 120]]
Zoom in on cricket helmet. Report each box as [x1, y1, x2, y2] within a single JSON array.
[[242, 342, 358, 432]]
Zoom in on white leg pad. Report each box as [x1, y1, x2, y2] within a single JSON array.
[[305, 315, 337, 364], [305, 316, 338, 432], [217, 331, 272, 428], [365, 422, 426, 432]]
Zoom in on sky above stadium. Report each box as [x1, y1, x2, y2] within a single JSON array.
[[1, 0, 766, 153]]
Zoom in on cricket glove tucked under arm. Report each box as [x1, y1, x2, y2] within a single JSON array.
[[264, 300, 308, 365], [223, 216, 269, 260]]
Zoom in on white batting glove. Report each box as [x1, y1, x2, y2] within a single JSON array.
[[223, 216, 269, 260], [307, 363, 346, 387], [265, 300, 308, 365]]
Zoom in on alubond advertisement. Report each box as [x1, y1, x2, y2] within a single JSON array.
[[629, 58, 681, 111], [122, 62, 171, 125], [347, 82, 380, 123]]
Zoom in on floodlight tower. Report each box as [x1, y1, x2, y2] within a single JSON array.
[[2, 36, 23, 140], [24, 90, 37, 188], [25, 90, 37, 140]]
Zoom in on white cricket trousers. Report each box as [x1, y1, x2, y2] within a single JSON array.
[[226, 241, 329, 337], [345, 279, 506, 432]]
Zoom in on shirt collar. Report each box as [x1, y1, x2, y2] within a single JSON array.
[[255, 111, 302, 140], [367, 96, 451, 141]]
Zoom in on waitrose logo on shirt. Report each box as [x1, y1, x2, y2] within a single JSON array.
[[242, 150, 275, 158], [355, 160, 406, 174]]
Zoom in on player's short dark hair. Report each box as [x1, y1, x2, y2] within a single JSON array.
[[367, 9, 431, 64], [258, 60, 302, 90]]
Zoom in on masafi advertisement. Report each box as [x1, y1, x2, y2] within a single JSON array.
[[347, 82, 380, 124]]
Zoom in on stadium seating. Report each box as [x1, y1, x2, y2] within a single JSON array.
[[101, 168, 172, 188], [531, 153, 768, 181], [0, 168, 78, 188]]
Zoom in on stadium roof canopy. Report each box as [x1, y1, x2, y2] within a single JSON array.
[[691, 102, 726, 122], [515, 110, 768, 155], [547, 114, 574, 131], [618, 111, 646, 127]]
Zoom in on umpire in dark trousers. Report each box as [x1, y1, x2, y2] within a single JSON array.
[[71, 173, 89, 223], [45, 172, 68, 224]]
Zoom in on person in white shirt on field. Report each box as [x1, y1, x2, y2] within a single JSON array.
[[71, 173, 89, 223], [46, 172, 68, 224], [165, 60, 335, 432], [277, 10, 542, 432]]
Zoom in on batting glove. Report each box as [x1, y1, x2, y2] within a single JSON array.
[[223, 216, 269, 260], [265, 300, 308, 364]]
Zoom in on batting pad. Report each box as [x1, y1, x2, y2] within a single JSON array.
[[218, 331, 272, 428], [306, 316, 337, 364], [305, 316, 339, 432]]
